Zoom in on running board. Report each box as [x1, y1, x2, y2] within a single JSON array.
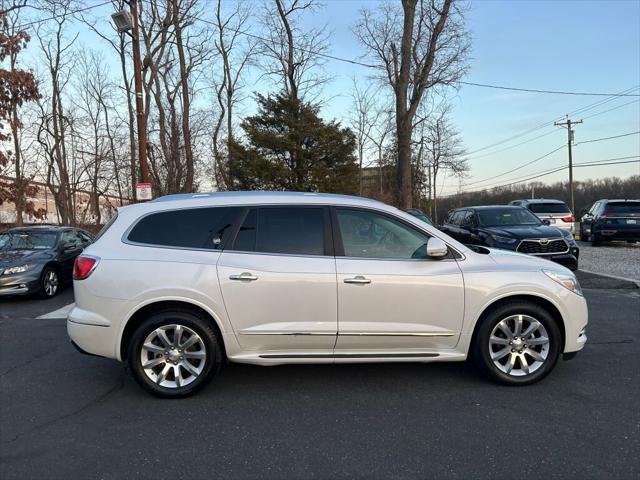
[[259, 352, 440, 359]]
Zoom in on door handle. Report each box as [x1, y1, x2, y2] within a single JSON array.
[[344, 276, 371, 284], [229, 272, 258, 281]]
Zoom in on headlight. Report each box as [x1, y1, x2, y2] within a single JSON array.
[[543, 269, 583, 296], [2, 263, 36, 275], [489, 234, 517, 244], [2, 264, 36, 275]]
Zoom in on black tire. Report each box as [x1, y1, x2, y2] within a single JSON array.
[[578, 224, 585, 241], [473, 301, 562, 386], [589, 233, 601, 246], [38, 266, 60, 299], [127, 309, 222, 398]]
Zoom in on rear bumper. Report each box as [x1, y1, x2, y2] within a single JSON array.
[[593, 223, 640, 241], [67, 306, 118, 359]]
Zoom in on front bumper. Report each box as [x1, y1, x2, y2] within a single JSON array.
[[0, 270, 42, 296]]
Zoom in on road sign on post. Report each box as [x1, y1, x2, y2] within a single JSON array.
[[136, 182, 153, 201]]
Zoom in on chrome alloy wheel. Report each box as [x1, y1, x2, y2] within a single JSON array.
[[43, 270, 59, 297], [140, 324, 207, 388], [489, 314, 550, 377]]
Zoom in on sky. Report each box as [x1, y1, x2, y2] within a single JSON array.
[[16, 0, 640, 195]]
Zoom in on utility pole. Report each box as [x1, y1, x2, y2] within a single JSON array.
[[554, 117, 583, 216], [112, 1, 151, 201], [128, 0, 149, 186]]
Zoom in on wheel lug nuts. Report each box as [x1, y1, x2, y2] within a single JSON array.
[[179, 356, 184, 360], [511, 349, 515, 352]]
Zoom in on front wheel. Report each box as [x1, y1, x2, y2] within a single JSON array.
[[128, 309, 222, 398], [473, 302, 561, 385], [38, 267, 59, 299]]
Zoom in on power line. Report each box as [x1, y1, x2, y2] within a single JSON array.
[[442, 155, 640, 196], [15, 1, 112, 29], [459, 81, 640, 97], [576, 131, 640, 146], [464, 86, 640, 156], [463, 145, 566, 187], [582, 98, 640, 120]]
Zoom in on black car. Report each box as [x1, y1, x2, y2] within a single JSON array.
[[440, 205, 579, 270], [579, 199, 640, 246], [0, 226, 94, 298], [406, 208, 434, 226]]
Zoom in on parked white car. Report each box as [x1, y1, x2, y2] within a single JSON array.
[[509, 199, 575, 233], [68, 192, 588, 397]]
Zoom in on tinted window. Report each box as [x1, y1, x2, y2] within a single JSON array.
[[604, 202, 640, 215], [477, 208, 542, 227], [461, 211, 476, 228], [451, 211, 466, 226], [528, 203, 571, 214], [336, 208, 430, 259], [233, 207, 325, 256], [128, 207, 241, 249]]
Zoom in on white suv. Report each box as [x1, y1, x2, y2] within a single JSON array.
[[510, 199, 575, 233], [68, 192, 587, 397]]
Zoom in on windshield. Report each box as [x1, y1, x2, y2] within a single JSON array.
[[529, 203, 571, 214], [477, 208, 542, 227], [0, 232, 58, 251]]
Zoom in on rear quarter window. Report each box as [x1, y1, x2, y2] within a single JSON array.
[[127, 207, 242, 249]]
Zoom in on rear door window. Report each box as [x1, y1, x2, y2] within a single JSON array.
[[528, 203, 571, 214], [232, 207, 326, 256], [127, 207, 242, 249]]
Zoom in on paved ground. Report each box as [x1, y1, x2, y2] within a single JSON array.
[[577, 240, 640, 281], [0, 287, 74, 320], [1, 287, 639, 479]]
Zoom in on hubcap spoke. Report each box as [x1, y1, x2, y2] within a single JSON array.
[[514, 315, 523, 336], [156, 364, 171, 385], [181, 335, 199, 350], [520, 354, 530, 374], [527, 336, 549, 346], [157, 329, 172, 348], [143, 342, 165, 354], [143, 357, 165, 369], [491, 346, 511, 360], [490, 335, 510, 346], [173, 365, 183, 387], [525, 348, 545, 362], [173, 325, 183, 347], [184, 350, 206, 359], [497, 321, 514, 339]]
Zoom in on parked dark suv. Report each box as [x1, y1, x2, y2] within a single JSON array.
[[440, 205, 579, 270], [580, 199, 640, 246], [0, 226, 94, 298]]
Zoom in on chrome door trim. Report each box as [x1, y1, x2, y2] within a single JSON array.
[[338, 331, 456, 337]]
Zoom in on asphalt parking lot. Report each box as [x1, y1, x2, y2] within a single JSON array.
[[1, 281, 639, 479]]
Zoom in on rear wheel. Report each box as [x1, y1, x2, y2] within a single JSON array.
[[128, 309, 222, 398], [473, 301, 561, 385], [38, 267, 59, 299], [589, 232, 601, 246]]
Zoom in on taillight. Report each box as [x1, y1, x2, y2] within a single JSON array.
[[73, 255, 99, 280], [601, 211, 615, 217], [562, 215, 575, 222]]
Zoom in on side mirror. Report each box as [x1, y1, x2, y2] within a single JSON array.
[[64, 242, 77, 251], [426, 237, 448, 258], [542, 219, 551, 226]]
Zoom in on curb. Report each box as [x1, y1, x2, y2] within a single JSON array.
[[578, 270, 640, 288]]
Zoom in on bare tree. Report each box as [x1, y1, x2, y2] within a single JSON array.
[[355, 0, 470, 208], [349, 78, 380, 195], [259, 0, 329, 101], [211, 0, 254, 190], [422, 104, 467, 221], [35, 0, 78, 225]]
